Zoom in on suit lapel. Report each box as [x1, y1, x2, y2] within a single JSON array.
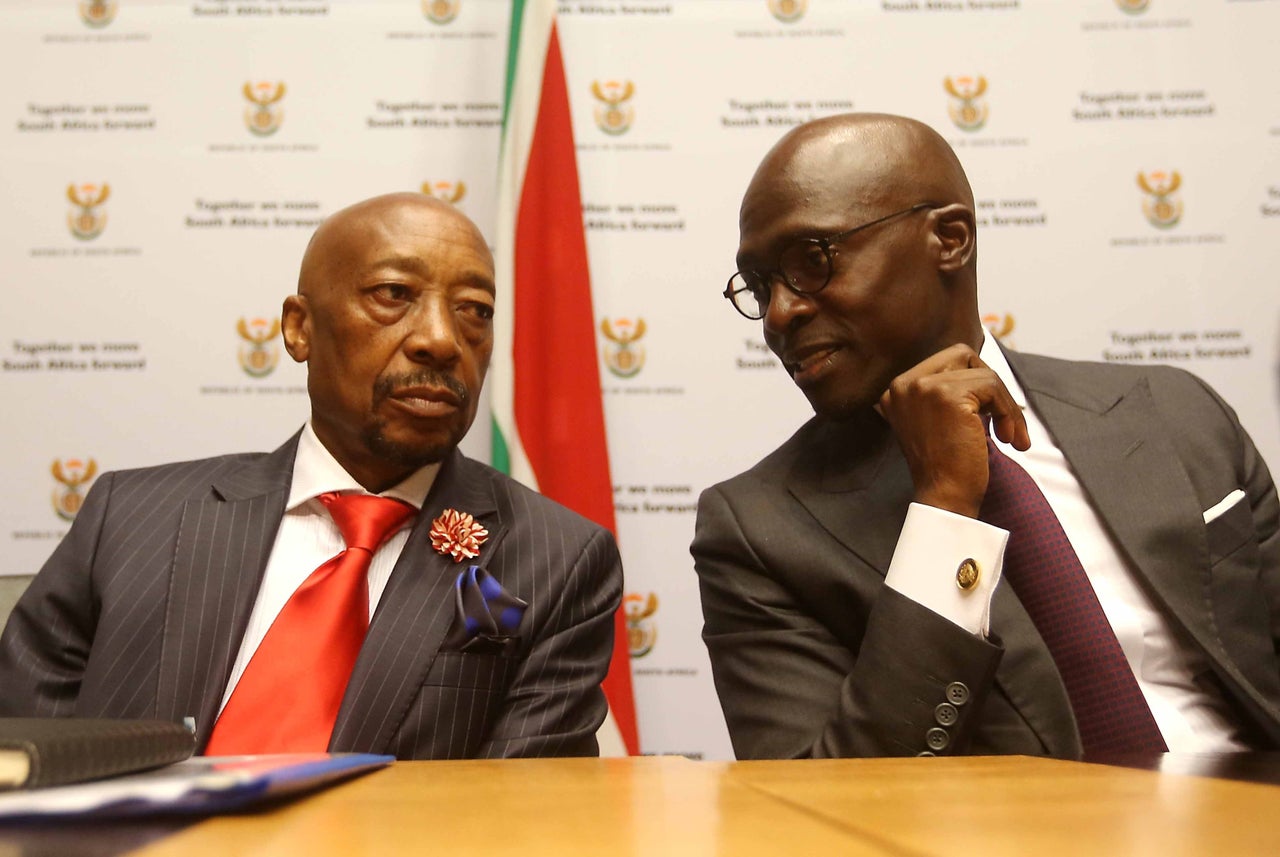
[[331, 450, 507, 753], [155, 434, 298, 746], [1009, 353, 1223, 657], [785, 413, 913, 576]]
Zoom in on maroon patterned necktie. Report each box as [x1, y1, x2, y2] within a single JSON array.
[[980, 437, 1167, 755]]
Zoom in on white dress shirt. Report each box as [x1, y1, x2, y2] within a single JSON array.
[[885, 332, 1248, 751], [217, 423, 440, 714]]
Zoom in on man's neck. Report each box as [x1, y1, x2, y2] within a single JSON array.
[[289, 423, 441, 509]]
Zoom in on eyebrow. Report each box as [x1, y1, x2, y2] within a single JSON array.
[[736, 228, 820, 270], [370, 254, 496, 294]]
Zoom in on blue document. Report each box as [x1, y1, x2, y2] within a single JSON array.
[[0, 753, 392, 820]]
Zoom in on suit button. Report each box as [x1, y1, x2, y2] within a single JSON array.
[[945, 681, 970, 706], [926, 728, 950, 751], [935, 702, 959, 726], [955, 558, 980, 590], [916, 751, 937, 757]]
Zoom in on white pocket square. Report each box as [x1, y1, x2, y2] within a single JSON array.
[[1203, 489, 1246, 524]]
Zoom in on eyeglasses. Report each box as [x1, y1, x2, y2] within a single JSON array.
[[723, 202, 939, 320]]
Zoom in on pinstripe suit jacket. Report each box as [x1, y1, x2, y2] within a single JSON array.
[[0, 434, 621, 759]]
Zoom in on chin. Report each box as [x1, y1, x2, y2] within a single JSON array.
[[804, 384, 876, 422], [810, 401, 864, 422], [363, 424, 464, 469]]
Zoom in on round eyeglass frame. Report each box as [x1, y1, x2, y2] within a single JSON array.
[[723, 202, 940, 320]]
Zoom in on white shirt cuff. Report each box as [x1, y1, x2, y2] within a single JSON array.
[[884, 502, 1008, 637]]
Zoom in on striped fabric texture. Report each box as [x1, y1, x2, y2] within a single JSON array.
[[0, 434, 622, 760]]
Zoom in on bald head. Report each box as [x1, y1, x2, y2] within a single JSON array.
[[744, 113, 974, 245], [299, 192, 492, 298]]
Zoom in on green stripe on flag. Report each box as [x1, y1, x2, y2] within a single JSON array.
[[491, 417, 511, 475], [501, 0, 528, 131]]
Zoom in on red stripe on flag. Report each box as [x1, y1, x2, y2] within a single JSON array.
[[512, 21, 638, 755]]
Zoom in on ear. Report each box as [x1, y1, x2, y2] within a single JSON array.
[[281, 294, 310, 363], [931, 204, 976, 274]]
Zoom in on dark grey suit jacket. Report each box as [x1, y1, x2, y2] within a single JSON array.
[[693, 350, 1280, 759], [0, 434, 621, 759]]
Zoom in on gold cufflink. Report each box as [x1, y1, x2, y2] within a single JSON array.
[[956, 558, 980, 591]]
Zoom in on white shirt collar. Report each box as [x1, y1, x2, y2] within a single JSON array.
[[286, 422, 440, 511], [978, 328, 1028, 411]]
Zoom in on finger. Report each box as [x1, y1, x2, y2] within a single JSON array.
[[975, 375, 1029, 450], [882, 366, 1000, 418], [960, 350, 1033, 449], [991, 406, 1030, 451], [930, 366, 1029, 448], [882, 346, 987, 414], [894, 343, 985, 384]]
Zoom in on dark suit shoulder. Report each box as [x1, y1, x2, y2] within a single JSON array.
[[459, 456, 613, 542], [704, 416, 824, 495], [96, 432, 299, 505], [101, 451, 271, 492], [1009, 349, 1246, 437], [702, 410, 884, 502], [73, 452, 285, 527], [1011, 349, 1229, 407]]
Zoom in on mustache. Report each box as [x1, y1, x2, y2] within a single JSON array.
[[373, 370, 469, 404]]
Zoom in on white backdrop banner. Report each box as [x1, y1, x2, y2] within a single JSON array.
[[2, 0, 1278, 762]]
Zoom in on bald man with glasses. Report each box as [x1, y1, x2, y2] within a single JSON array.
[[693, 113, 1280, 760]]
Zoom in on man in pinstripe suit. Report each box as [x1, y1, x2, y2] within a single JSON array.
[[0, 193, 622, 759]]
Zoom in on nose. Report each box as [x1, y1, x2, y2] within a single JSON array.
[[761, 275, 816, 338], [402, 296, 462, 367]]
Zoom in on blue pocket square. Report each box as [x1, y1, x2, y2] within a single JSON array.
[[445, 565, 527, 651]]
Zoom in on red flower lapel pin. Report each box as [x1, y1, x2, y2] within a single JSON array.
[[429, 508, 489, 562]]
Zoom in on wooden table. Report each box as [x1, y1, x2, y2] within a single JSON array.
[[134, 757, 862, 857], [730, 755, 1280, 856], [4, 755, 1278, 856]]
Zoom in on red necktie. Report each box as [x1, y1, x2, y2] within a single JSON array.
[[980, 438, 1168, 756], [206, 492, 416, 754]]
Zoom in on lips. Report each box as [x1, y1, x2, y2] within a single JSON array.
[[783, 342, 841, 386], [387, 384, 462, 417]]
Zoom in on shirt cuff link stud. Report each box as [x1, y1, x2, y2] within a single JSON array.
[[956, 558, 981, 591]]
